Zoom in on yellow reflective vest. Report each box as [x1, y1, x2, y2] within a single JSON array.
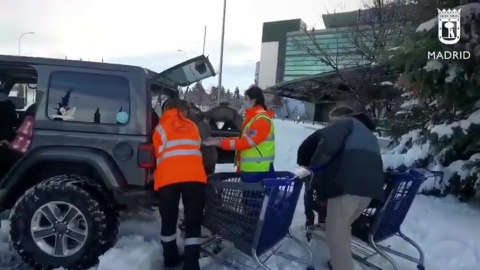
[[238, 113, 275, 172]]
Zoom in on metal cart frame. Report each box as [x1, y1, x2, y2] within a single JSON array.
[[201, 171, 315, 270], [306, 169, 443, 270]]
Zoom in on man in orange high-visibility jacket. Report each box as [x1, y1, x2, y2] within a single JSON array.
[[153, 99, 207, 270]]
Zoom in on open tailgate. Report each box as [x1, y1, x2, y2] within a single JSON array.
[[155, 55, 216, 87]]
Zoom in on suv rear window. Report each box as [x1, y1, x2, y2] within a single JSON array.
[[47, 71, 130, 124]]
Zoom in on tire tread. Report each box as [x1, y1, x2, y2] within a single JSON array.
[[9, 175, 117, 270]]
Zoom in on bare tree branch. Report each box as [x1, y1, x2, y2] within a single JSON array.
[[291, 0, 407, 117]]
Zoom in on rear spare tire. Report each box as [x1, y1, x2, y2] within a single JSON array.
[[9, 176, 113, 270]]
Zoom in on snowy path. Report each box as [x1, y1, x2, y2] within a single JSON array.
[[1, 119, 480, 269]]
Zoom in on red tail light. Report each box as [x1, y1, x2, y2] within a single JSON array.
[[137, 143, 155, 169], [10, 116, 34, 154]]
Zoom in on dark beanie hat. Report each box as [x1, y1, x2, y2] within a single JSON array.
[[329, 105, 376, 131], [329, 106, 355, 119]]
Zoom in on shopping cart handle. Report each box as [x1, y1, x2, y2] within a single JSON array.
[[430, 170, 444, 178], [309, 166, 323, 173]]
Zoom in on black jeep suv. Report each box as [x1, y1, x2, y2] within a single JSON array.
[[0, 55, 239, 269]]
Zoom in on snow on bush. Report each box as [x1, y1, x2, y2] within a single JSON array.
[[429, 110, 480, 139], [445, 154, 480, 182], [381, 2, 480, 198], [400, 98, 420, 109], [423, 60, 443, 71], [382, 109, 480, 195], [382, 129, 430, 170], [415, 3, 480, 33]]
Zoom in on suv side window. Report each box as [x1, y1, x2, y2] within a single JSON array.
[[48, 71, 130, 125]]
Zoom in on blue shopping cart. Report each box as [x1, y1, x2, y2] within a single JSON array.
[[305, 168, 444, 270], [201, 171, 314, 270]]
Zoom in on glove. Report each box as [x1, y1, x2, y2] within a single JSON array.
[[202, 137, 224, 147], [292, 166, 311, 178]]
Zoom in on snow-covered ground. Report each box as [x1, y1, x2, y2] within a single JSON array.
[[1, 119, 480, 269]]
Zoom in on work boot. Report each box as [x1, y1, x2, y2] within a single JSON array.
[[183, 245, 201, 270], [163, 255, 183, 270], [163, 256, 183, 269], [178, 219, 185, 232], [163, 242, 182, 268]]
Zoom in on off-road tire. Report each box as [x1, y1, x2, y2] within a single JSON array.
[[43, 175, 120, 254], [9, 175, 115, 270]]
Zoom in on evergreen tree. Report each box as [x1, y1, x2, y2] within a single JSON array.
[[219, 86, 227, 102], [384, 2, 480, 200], [234, 87, 240, 99], [231, 87, 243, 109], [210, 87, 218, 103], [225, 88, 233, 101], [185, 83, 208, 107]]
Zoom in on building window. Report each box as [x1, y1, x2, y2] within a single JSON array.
[[47, 71, 130, 125]]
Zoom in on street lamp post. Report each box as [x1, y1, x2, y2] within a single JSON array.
[[217, 0, 227, 104], [18, 32, 35, 55], [18, 31, 35, 103], [179, 25, 208, 88], [202, 25, 207, 55]]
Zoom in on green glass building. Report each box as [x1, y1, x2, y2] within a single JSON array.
[[284, 27, 367, 82], [257, 8, 405, 120]]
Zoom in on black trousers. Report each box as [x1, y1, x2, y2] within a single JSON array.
[[157, 182, 206, 270], [304, 183, 315, 221], [0, 145, 17, 179]]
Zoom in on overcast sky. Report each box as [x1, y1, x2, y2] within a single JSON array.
[[1, 0, 363, 91]]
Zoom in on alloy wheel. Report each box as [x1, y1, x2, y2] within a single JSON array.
[[30, 201, 88, 257]]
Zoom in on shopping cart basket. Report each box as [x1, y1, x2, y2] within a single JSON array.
[[201, 171, 315, 270], [305, 168, 443, 270]]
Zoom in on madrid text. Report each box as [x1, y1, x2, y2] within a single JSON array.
[[427, 51, 471, 60]]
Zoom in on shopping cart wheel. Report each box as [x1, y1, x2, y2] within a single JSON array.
[[306, 266, 315, 270], [417, 265, 425, 270], [306, 231, 312, 242], [212, 242, 222, 255]]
